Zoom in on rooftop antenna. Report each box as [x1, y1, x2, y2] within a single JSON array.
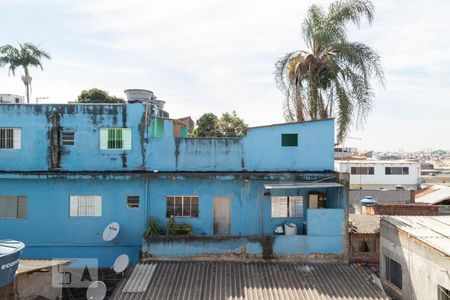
[[112, 254, 129, 273], [102, 222, 120, 242], [86, 281, 106, 300]]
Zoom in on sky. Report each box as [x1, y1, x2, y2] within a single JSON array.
[[1, 0, 449, 152]]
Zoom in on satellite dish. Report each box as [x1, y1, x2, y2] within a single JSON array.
[[103, 222, 120, 241], [113, 254, 129, 273], [86, 281, 106, 300]]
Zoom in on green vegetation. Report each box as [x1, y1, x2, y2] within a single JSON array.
[[76, 88, 124, 103], [0, 43, 51, 103], [145, 217, 161, 236], [192, 111, 248, 137], [274, 0, 384, 142], [166, 217, 192, 236]]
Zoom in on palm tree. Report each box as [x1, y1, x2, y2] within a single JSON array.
[[275, 0, 383, 142], [0, 43, 51, 103]]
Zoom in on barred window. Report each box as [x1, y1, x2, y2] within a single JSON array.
[[351, 167, 374, 175], [166, 196, 199, 217], [61, 130, 75, 145], [0, 128, 21, 149], [100, 128, 131, 150], [69, 196, 102, 217], [385, 167, 409, 175]]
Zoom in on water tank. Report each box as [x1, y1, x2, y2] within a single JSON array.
[[284, 223, 297, 235], [124, 89, 154, 103], [360, 196, 377, 206]]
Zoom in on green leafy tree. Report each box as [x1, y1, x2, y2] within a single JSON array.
[[218, 111, 249, 137], [76, 88, 124, 103], [193, 113, 221, 137], [193, 112, 249, 137], [274, 0, 384, 142], [0, 43, 51, 103]]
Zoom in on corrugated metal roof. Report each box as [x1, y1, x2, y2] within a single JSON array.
[[415, 185, 450, 204], [110, 261, 389, 300], [122, 263, 156, 293], [264, 182, 343, 190], [383, 215, 450, 256], [349, 214, 381, 234], [16, 259, 72, 274]]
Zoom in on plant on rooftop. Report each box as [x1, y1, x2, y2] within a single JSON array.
[[192, 111, 248, 137], [76, 88, 124, 103], [166, 216, 193, 236], [0, 43, 51, 103], [274, 0, 384, 143], [145, 217, 161, 236]]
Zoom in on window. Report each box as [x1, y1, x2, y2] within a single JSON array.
[[166, 196, 199, 217], [150, 118, 165, 138], [127, 196, 140, 208], [351, 167, 374, 175], [0, 128, 21, 149], [0, 196, 27, 219], [100, 128, 131, 150], [69, 196, 102, 217], [271, 196, 303, 218], [281, 133, 298, 147], [385, 256, 402, 289], [438, 285, 450, 300], [385, 167, 409, 175], [352, 240, 376, 253], [61, 130, 75, 145]]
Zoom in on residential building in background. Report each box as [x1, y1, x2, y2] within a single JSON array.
[[0, 94, 24, 104], [335, 160, 421, 190]]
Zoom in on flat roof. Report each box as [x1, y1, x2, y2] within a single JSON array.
[[264, 182, 343, 189], [383, 215, 450, 256], [110, 261, 389, 300], [17, 259, 72, 275], [336, 160, 420, 165], [349, 214, 381, 234]]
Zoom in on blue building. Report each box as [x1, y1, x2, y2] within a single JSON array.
[[0, 99, 347, 267]]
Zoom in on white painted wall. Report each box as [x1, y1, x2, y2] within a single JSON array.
[[335, 161, 421, 190], [380, 220, 450, 300]]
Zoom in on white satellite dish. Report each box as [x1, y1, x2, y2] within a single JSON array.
[[103, 222, 120, 242], [113, 254, 129, 273], [86, 281, 106, 300]]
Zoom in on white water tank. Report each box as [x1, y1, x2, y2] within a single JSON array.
[[124, 89, 154, 103], [284, 223, 297, 235]]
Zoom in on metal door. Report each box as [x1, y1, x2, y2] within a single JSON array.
[[213, 196, 231, 235]]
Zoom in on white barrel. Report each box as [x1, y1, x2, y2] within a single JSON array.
[[284, 223, 297, 235]]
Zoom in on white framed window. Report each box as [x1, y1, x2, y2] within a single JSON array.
[[166, 196, 199, 217], [0, 196, 27, 218], [0, 128, 21, 149], [271, 196, 303, 218], [69, 196, 102, 217], [100, 128, 131, 150]]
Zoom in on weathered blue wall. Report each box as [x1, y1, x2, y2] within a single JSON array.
[[0, 174, 345, 265], [0, 178, 146, 266], [0, 104, 334, 172]]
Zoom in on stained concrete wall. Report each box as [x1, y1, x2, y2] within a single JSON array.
[[380, 220, 450, 300], [0, 104, 334, 172]]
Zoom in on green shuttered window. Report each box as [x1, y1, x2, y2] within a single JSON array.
[[100, 128, 132, 150], [281, 133, 298, 147], [0, 196, 27, 219]]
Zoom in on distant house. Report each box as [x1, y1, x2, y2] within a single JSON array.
[[380, 216, 450, 300], [0, 93, 347, 267], [335, 160, 421, 190], [415, 184, 450, 205]]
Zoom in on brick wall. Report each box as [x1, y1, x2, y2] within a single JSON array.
[[365, 204, 450, 216], [349, 233, 379, 264]]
